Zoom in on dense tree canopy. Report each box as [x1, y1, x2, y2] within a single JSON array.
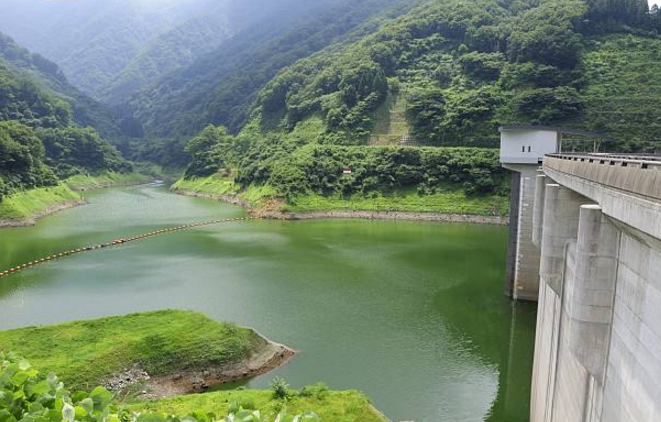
[[37, 127, 131, 178], [236, 142, 506, 199], [184, 125, 248, 178], [0, 121, 57, 200], [0, 63, 71, 129]]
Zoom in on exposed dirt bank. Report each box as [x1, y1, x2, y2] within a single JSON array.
[[106, 329, 295, 399], [172, 189, 508, 226], [0, 199, 87, 228]]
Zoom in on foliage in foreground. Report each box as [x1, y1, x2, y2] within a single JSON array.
[[0, 352, 320, 422], [131, 386, 386, 422]]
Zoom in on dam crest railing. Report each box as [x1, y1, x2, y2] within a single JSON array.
[[544, 153, 661, 201]]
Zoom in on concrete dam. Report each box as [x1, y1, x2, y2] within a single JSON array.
[[500, 126, 661, 422]]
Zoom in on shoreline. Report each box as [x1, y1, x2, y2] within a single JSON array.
[[0, 178, 154, 228], [0, 198, 87, 228], [112, 328, 296, 400], [172, 189, 508, 226], [69, 180, 151, 192]]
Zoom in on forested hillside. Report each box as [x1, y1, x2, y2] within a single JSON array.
[[3, 0, 661, 215], [129, 0, 423, 138], [249, 0, 661, 147], [133, 0, 661, 145], [174, 0, 661, 215], [0, 32, 127, 139], [0, 36, 132, 203], [580, 35, 661, 149]]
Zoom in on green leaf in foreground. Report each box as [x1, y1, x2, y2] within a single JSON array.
[[0, 353, 321, 422]]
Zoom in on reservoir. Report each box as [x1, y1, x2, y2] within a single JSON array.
[[0, 184, 536, 422]]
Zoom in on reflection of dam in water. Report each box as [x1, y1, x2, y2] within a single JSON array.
[[501, 126, 661, 422]]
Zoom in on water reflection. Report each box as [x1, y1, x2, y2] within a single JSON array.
[[0, 185, 535, 422]]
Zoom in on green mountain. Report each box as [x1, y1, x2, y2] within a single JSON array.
[[0, 0, 224, 100], [0, 32, 127, 139], [0, 35, 132, 199], [129, 0, 424, 138], [0, 0, 348, 104], [173, 0, 661, 213], [245, 0, 661, 148]]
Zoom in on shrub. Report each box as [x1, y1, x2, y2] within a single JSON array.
[[270, 377, 291, 400], [298, 383, 330, 400]]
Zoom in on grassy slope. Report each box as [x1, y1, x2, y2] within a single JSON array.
[[171, 175, 239, 196], [171, 176, 279, 211], [131, 389, 388, 422], [65, 172, 151, 191], [285, 190, 508, 215], [369, 90, 410, 146], [172, 174, 507, 216], [0, 310, 257, 390], [0, 172, 152, 223], [0, 184, 82, 221]]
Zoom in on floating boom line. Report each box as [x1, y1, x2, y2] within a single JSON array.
[[0, 216, 259, 279]]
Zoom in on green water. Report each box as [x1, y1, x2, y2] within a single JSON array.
[[0, 184, 536, 422]]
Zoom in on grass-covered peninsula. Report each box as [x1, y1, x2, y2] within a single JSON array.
[[0, 310, 291, 393], [0, 311, 386, 422]]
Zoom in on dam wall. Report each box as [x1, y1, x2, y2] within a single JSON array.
[[529, 154, 661, 422]]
